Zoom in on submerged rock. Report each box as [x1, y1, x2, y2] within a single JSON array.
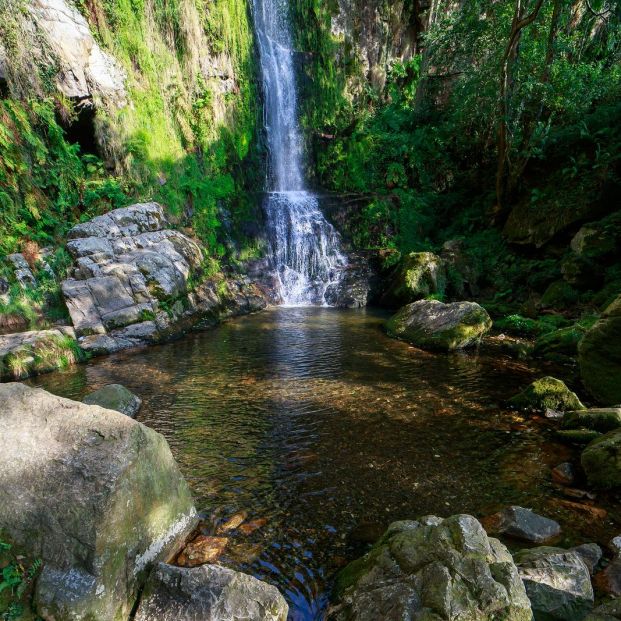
[[509, 376, 585, 412], [381, 252, 446, 307], [83, 383, 142, 418], [386, 299, 492, 351], [514, 546, 594, 620], [582, 428, 621, 488], [135, 563, 288, 621], [482, 506, 561, 544], [328, 514, 532, 621], [579, 295, 621, 404], [176, 535, 228, 568], [563, 408, 621, 433], [0, 383, 197, 620]]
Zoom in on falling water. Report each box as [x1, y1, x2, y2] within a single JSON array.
[[251, 0, 347, 306]]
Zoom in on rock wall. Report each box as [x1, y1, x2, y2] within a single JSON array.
[[61, 202, 267, 356]]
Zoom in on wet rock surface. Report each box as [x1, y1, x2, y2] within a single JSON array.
[[482, 506, 561, 544], [83, 383, 142, 418], [514, 546, 594, 620], [328, 514, 532, 621], [0, 383, 197, 620], [135, 562, 288, 621], [386, 299, 492, 351]]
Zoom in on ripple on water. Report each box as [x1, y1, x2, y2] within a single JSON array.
[[29, 307, 620, 620]]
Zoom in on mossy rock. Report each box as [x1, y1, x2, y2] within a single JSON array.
[[83, 384, 142, 418], [386, 300, 492, 351], [534, 325, 586, 359], [540, 281, 579, 310], [579, 295, 621, 404], [582, 428, 621, 488], [509, 376, 585, 412], [381, 252, 446, 307], [563, 408, 621, 433], [556, 429, 603, 445], [571, 210, 621, 260]]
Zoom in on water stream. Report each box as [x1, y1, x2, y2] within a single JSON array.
[[30, 308, 619, 620], [251, 0, 346, 306]]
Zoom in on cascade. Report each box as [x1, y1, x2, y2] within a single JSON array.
[[251, 0, 346, 306]]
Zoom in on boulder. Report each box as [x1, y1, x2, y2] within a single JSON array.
[[570, 543, 602, 575], [563, 408, 621, 433], [0, 383, 197, 620], [134, 563, 288, 621], [381, 252, 446, 307], [482, 506, 561, 544], [579, 296, 621, 404], [83, 384, 142, 418], [556, 429, 603, 444], [328, 514, 532, 621], [539, 281, 579, 310], [514, 547, 594, 620], [534, 325, 586, 359], [571, 211, 621, 261], [386, 299, 492, 351], [509, 376, 585, 412], [585, 598, 621, 620], [582, 428, 621, 488]]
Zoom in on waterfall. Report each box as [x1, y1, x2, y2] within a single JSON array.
[[251, 0, 347, 307]]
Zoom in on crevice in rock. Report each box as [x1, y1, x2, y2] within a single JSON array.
[[61, 99, 100, 157]]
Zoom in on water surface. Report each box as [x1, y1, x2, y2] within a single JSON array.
[[31, 308, 619, 619]]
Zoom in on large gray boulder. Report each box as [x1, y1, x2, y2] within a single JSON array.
[[135, 563, 288, 621], [83, 384, 142, 418], [514, 547, 594, 620], [328, 514, 532, 621], [61, 203, 267, 356], [0, 383, 197, 621], [386, 300, 492, 351]]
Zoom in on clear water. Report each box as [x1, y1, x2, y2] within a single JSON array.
[[251, 0, 346, 305], [29, 308, 619, 620]]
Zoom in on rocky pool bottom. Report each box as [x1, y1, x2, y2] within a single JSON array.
[[29, 307, 621, 620]]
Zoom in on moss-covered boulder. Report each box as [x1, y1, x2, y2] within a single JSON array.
[[581, 428, 621, 488], [0, 383, 197, 620], [563, 408, 621, 433], [329, 515, 532, 621], [380, 252, 446, 307], [534, 325, 586, 359], [556, 429, 603, 445], [509, 377, 585, 412], [571, 211, 621, 261], [540, 281, 579, 310], [386, 300, 492, 351], [579, 295, 621, 404], [83, 384, 142, 418]]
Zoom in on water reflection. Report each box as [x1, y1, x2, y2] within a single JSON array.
[[29, 308, 620, 620]]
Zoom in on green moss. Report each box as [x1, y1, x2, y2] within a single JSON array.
[[563, 408, 621, 433], [582, 428, 621, 488], [533, 325, 586, 359], [556, 429, 603, 445], [382, 252, 446, 307], [509, 377, 585, 412]]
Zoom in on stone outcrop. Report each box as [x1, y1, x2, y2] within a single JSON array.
[[509, 376, 585, 413], [135, 563, 288, 621], [386, 299, 492, 351], [61, 202, 267, 356], [0, 383, 198, 620], [0, 327, 80, 380], [83, 384, 142, 418], [514, 546, 594, 620], [328, 514, 532, 621], [380, 251, 446, 307], [579, 295, 621, 404], [582, 428, 621, 488]]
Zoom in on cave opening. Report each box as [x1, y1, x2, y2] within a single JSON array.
[[62, 101, 100, 157]]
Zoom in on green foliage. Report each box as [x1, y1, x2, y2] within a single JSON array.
[[0, 538, 41, 621]]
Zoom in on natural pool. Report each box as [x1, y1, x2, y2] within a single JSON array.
[[30, 307, 620, 620]]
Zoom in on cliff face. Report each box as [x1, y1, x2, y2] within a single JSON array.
[[0, 0, 263, 257]]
